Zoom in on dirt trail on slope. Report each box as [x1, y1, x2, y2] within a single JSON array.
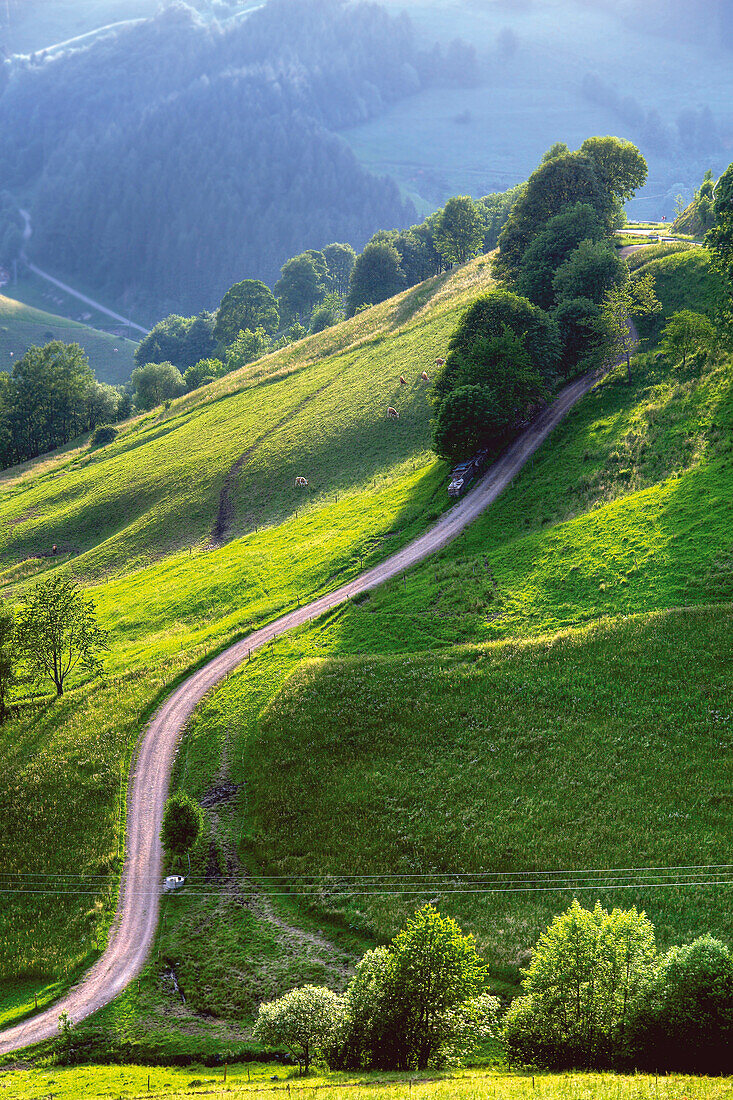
[[0, 364, 608, 1055]]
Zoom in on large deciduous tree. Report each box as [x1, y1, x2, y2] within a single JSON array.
[[434, 195, 486, 267], [322, 243, 357, 296], [131, 361, 186, 410], [515, 203, 606, 310], [503, 900, 657, 1068], [134, 312, 217, 371], [275, 253, 328, 322], [579, 136, 648, 203], [705, 161, 733, 298], [17, 577, 108, 696], [552, 239, 626, 305], [346, 240, 405, 316], [214, 280, 280, 345]]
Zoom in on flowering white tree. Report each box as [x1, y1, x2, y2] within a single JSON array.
[[254, 985, 344, 1075]]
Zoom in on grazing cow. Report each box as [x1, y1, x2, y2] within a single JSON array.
[[400, 375, 407, 385], [421, 371, 429, 381], [295, 476, 308, 487], [435, 357, 445, 368], [387, 407, 399, 419]]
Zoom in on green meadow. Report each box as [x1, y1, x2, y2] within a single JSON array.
[[0, 259, 492, 1028], [1, 248, 731, 1053], [0, 1065, 729, 1100], [0, 292, 137, 385]]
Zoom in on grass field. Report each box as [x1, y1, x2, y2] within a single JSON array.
[[0, 291, 137, 385], [1, 248, 731, 1054], [0, 259, 493, 1029], [0, 1065, 730, 1100]]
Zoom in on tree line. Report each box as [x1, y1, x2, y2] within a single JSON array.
[[430, 137, 667, 461], [0, 0, 479, 319], [247, 902, 732, 1075], [0, 341, 131, 469]]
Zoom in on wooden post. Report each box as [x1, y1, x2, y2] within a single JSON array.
[[224, 1062, 228, 1084], [147, 1074, 150, 1092], [34, 993, 37, 1009]]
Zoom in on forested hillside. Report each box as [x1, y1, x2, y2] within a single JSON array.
[[0, 0, 476, 321]]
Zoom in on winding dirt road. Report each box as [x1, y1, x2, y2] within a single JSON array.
[[0, 365, 606, 1055]]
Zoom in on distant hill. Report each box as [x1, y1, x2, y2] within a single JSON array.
[[0, 292, 137, 385], [0, 0, 477, 322]]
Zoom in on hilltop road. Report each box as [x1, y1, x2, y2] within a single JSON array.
[[0, 363, 608, 1055]]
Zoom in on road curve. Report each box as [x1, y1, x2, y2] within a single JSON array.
[[0, 365, 605, 1055]]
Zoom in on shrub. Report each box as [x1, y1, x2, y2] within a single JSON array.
[[89, 424, 118, 447], [626, 935, 733, 1073]]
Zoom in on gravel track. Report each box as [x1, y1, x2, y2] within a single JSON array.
[[0, 365, 606, 1055]]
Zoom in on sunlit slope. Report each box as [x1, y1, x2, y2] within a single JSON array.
[[0, 263, 490, 587], [242, 606, 733, 970], [0, 261, 493, 1001], [0, 292, 137, 384], [332, 344, 733, 652]]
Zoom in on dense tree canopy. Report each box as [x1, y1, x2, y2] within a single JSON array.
[[434, 195, 486, 266], [0, 1, 481, 317], [130, 361, 186, 410], [347, 240, 406, 316], [134, 312, 217, 371], [705, 160, 733, 297], [213, 280, 279, 345], [0, 341, 126, 469], [275, 254, 328, 322], [504, 900, 657, 1069], [515, 203, 606, 309]]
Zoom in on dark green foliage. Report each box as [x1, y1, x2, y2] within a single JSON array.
[[134, 313, 216, 372], [275, 254, 328, 323], [347, 241, 405, 316], [552, 239, 626, 305], [478, 185, 527, 252], [497, 140, 646, 280], [436, 289, 559, 400], [333, 906, 491, 1071], [627, 935, 733, 1073], [131, 361, 186, 411], [224, 328, 271, 372], [434, 196, 485, 267], [161, 791, 204, 862], [515, 203, 606, 310], [579, 136, 648, 203], [0, 340, 123, 469], [182, 357, 224, 392], [553, 296, 609, 377], [0, 2, 428, 317], [433, 329, 547, 460], [89, 424, 118, 447], [322, 243, 357, 297], [16, 576, 108, 697], [674, 169, 717, 236], [496, 152, 611, 279], [214, 281, 279, 346]]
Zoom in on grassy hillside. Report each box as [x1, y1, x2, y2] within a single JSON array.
[[1, 248, 731, 1055], [631, 247, 726, 342], [0, 291, 137, 385], [0, 259, 493, 1029]]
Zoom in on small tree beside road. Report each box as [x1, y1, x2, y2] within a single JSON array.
[[161, 790, 204, 867], [601, 272, 661, 382], [17, 577, 107, 696], [254, 985, 344, 1075]]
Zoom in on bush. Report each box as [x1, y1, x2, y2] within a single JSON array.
[[503, 900, 656, 1069], [89, 424, 118, 447], [626, 935, 733, 1073]]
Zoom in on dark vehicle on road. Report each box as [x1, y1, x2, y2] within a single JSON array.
[[447, 449, 489, 497]]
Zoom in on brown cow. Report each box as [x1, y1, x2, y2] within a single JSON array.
[[387, 407, 399, 419], [435, 357, 445, 368], [399, 375, 407, 385], [294, 476, 308, 487], [421, 371, 429, 381]]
